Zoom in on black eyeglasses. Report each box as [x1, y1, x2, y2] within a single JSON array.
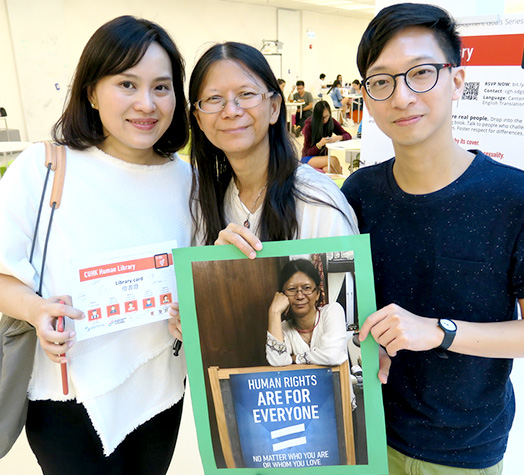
[[362, 63, 455, 101]]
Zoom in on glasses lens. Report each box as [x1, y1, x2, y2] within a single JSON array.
[[236, 92, 264, 109], [198, 96, 224, 113], [406, 64, 439, 93], [365, 75, 394, 101]]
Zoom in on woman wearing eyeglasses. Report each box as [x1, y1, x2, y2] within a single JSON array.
[[188, 42, 357, 256], [266, 259, 348, 367]]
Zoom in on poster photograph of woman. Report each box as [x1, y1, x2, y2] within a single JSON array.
[[172, 235, 387, 475]]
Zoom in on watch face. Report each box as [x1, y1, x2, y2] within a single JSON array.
[[440, 319, 456, 331]]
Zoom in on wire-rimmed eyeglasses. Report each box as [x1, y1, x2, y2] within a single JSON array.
[[283, 285, 318, 297], [362, 63, 455, 101], [194, 91, 274, 113]]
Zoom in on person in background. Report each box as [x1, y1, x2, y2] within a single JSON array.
[[327, 79, 350, 124], [349, 79, 363, 122], [266, 258, 347, 366], [277, 78, 286, 95], [336, 73, 343, 85], [349, 79, 361, 95], [288, 80, 314, 136], [341, 3, 524, 474], [317, 73, 327, 97], [0, 16, 191, 474], [277, 78, 290, 130], [301, 100, 351, 174]]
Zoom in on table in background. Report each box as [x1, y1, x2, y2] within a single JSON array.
[[285, 102, 303, 133], [345, 93, 363, 123], [326, 139, 361, 175]]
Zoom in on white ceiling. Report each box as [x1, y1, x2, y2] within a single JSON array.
[[220, 0, 376, 19]]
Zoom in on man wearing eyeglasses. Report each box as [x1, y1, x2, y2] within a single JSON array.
[[288, 80, 314, 136], [341, 3, 524, 475]]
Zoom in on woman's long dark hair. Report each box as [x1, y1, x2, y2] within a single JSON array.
[[310, 101, 334, 145], [188, 42, 299, 244], [326, 79, 342, 95], [53, 16, 189, 157]]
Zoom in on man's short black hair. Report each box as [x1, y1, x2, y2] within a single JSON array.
[[357, 3, 461, 78], [319, 73, 326, 80], [296, 80, 305, 87]]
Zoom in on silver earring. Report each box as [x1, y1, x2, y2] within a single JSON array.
[[90, 102, 96, 109]]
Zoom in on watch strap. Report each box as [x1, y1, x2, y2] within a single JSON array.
[[437, 318, 456, 350]]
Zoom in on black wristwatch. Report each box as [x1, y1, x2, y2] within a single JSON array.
[[437, 318, 457, 350]]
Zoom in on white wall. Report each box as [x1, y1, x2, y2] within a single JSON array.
[[0, 0, 26, 139], [0, 0, 370, 142], [301, 10, 366, 93]]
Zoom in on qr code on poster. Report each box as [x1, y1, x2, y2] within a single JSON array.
[[462, 82, 480, 100]]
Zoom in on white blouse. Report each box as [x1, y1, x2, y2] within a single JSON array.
[[266, 303, 348, 366]]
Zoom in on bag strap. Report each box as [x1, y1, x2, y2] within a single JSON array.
[[44, 142, 66, 209], [29, 143, 66, 264], [30, 143, 67, 295]]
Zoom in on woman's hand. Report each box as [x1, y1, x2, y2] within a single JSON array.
[[215, 223, 263, 259], [168, 302, 182, 341], [269, 292, 290, 317], [332, 134, 343, 143], [30, 296, 85, 364], [317, 136, 331, 148], [268, 292, 290, 343]]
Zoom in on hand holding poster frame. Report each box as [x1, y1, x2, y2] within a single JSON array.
[[172, 235, 387, 474]]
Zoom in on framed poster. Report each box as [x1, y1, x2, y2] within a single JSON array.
[[172, 235, 387, 474]]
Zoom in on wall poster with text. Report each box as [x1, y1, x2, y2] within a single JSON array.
[[172, 235, 387, 475], [454, 13, 524, 170]]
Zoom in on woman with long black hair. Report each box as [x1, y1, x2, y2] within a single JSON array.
[[327, 79, 351, 120], [187, 42, 357, 256], [301, 100, 351, 174]]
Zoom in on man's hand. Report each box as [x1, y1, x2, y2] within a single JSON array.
[[378, 346, 391, 384], [359, 303, 442, 357]]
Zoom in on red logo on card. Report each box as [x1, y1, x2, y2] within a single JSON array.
[[88, 308, 102, 321], [107, 304, 120, 316], [143, 297, 155, 309], [125, 300, 138, 313], [154, 253, 169, 269]]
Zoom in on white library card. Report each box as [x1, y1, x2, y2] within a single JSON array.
[[72, 240, 178, 341]]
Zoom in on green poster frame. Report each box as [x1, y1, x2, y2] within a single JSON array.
[[173, 234, 387, 474]]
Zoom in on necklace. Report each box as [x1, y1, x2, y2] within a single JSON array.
[[295, 310, 320, 333], [241, 185, 267, 229]]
